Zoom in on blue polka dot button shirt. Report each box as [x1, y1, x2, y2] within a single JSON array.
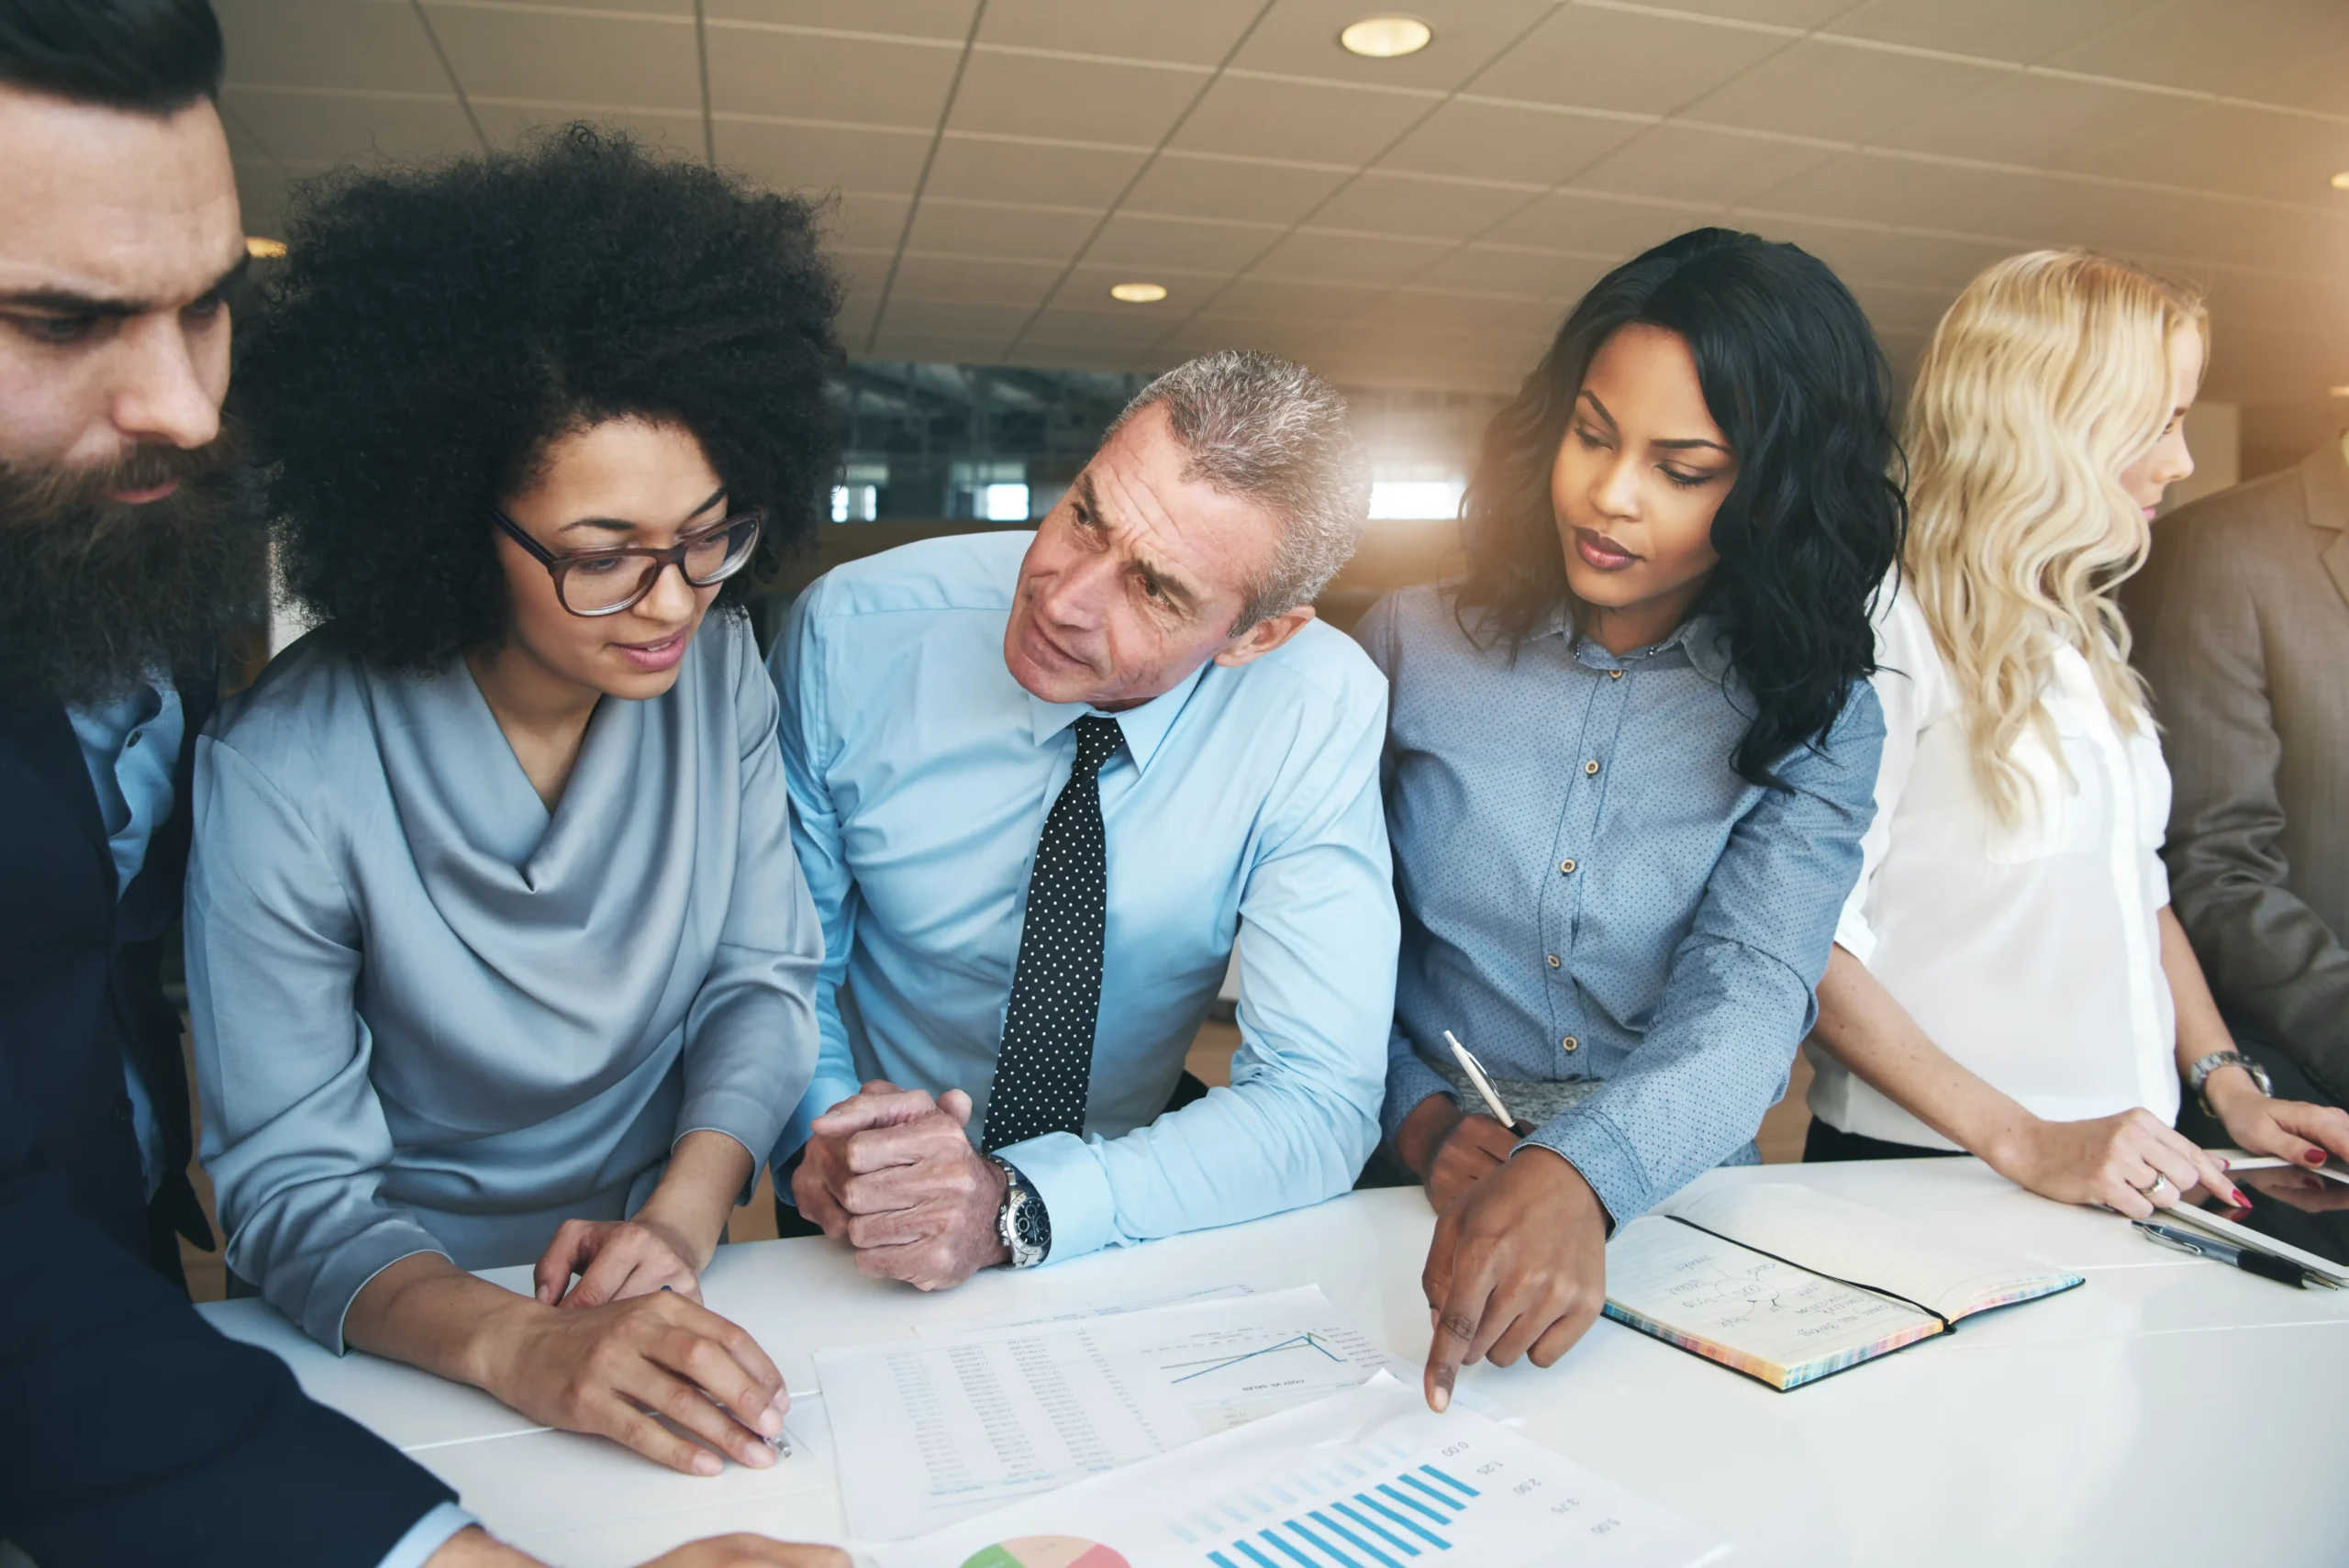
[[1358, 583, 1883, 1224]]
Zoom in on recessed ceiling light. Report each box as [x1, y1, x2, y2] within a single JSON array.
[[2331, 385, 2349, 397], [244, 236, 287, 258], [1109, 281, 1168, 304], [2332, 172, 2349, 189], [1340, 16, 1432, 58]]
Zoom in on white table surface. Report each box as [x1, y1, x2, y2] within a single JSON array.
[[198, 1159, 2349, 1567]]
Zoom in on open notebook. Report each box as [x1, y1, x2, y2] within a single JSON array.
[[1602, 1183, 2083, 1391]]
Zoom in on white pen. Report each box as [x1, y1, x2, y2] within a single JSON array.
[[1444, 1030, 1521, 1130]]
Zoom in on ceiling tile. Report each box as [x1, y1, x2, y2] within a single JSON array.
[[219, 85, 479, 163], [1873, 70, 2192, 167], [421, 5, 699, 108], [1727, 217, 2014, 293], [947, 50, 1207, 146], [1676, 38, 2000, 143], [705, 0, 975, 38], [232, 164, 295, 237], [1121, 154, 1352, 226], [1021, 304, 1180, 348], [1654, 0, 1851, 23], [2038, 0, 2349, 96], [1823, 0, 2162, 62], [823, 191, 914, 253], [888, 253, 1064, 306], [215, 0, 447, 94], [903, 199, 1104, 262], [1378, 100, 1646, 188], [1252, 229, 1453, 284], [1350, 291, 1542, 335], [469, 105, 704, 158], [1754, 151, 2070, 240], [1480, 189, 1715, 258], [2054, 103, 2349, 206], [974, 0, 1263, 64], [1085, 212, 1275, 275], [1469, 6, 1787, 117], [926, 136, 1150, 206], [1229, 1, 1561, 95], [1413, 244, 1609, 298], [1306, 172, 1536, 239], [867, 328, 1018, 360], [1844, 281, 1962, 336], [873, 299, 1037, 339], [1003, 339, 1150, 373], [2246, 47, 2349, 115], [1576, 123, 1837, 206], [713, 119, 934, 195], [1169, 75, 1434, 167], [707, 28, 963, 127], [1195, 274, 1388, 323]]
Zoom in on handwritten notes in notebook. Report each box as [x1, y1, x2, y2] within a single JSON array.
[[1602, 1183, 2083, 1390]]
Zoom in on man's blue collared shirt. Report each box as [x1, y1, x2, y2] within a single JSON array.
[[771, 531, 1398, 1262], [1359, 584, 1884, 1224], [67, 677, 184, 1197]]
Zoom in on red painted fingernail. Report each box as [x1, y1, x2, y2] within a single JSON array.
[[2308, 1151, 2327, 1165], [2231, 1189, 2250, 1207]]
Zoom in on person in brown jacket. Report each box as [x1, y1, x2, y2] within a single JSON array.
[[2131, 435, 2349, 1136]]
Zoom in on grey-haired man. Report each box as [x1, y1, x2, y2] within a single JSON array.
[[771, 351, 1399, 1290]]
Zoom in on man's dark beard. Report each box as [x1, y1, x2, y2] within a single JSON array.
[[0, 435, 266, 707]]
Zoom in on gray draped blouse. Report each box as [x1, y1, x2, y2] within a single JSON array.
[[185, 613, 819, 1351]]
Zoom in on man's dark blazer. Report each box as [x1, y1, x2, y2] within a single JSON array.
[[0, 1065, 457, 1564], [0, 679, 215, 1276]]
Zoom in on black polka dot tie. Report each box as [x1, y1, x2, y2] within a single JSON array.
[[984, 714, 1122, 1152]]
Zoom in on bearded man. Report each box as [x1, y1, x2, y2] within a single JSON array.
[[0, 0, 262, 1290]]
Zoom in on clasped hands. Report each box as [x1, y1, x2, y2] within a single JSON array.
[[1395, 1094, 1609, 1415], [794, 1078, 1012, 1289]]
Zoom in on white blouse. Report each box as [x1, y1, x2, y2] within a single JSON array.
[[1806, 586, 2178, 1148]]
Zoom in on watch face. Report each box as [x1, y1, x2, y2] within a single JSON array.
[[1014, 1195, 1049, 1251]]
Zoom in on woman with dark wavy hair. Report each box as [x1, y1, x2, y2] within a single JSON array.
[[186, 127, 838, 1478], [1358, 228, 1903, 1407]]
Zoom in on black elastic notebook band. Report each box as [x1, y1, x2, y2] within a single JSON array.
[[1664, 1215, 1955, 1333]]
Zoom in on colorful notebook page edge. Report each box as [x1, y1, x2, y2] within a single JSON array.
[[1600, 1299, 1945, 1392], [1950, 1273, 2085, 1322]]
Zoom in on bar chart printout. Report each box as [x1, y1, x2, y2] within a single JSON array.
[[874, 1374, 1732, 1568]]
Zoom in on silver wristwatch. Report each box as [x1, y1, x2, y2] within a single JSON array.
[[992, 1157, 1050, 1269], [2186, 1050, 2272, 1118]]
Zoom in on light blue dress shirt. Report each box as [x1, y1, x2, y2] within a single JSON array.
[[66, 678, 184, 1197], [773, 532, 1398, 1262], [1360, 584, 1884, 1224]]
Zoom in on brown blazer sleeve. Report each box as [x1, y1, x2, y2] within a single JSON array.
[[2138, 473, 2349, 1102]]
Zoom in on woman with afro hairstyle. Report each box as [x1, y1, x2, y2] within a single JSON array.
[[1359, 228, 1902, 1407], [186, 127, 839, 1479]]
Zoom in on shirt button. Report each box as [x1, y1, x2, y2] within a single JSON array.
[[1562, 1036, 1580, 1052], [1609, 670, 1623, 681], [1584, 760, 1600, 776], [1546, 954, 1561, 969], [1559, 858, 1577, 874], [126, 729, 142, 749]]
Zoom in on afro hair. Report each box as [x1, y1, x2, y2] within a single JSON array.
[[235, 123, 842, 670]]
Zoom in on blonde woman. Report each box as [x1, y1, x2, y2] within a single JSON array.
[[1804, 250, 2349, 1213]]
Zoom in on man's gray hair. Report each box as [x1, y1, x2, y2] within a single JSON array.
[[1108, 350, 1370, 632]]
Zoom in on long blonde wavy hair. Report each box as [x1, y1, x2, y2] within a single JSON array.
[[1903, 249, 2207, 827]]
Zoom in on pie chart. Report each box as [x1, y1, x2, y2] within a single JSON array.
[[957, 1538, 1131, 1568]]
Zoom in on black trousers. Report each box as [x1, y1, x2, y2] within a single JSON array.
[[773, 1069, 1214, 1240], [1801, 1118, 1967, 1163]]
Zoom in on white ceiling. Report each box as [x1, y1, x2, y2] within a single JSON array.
[[217, 0, 2349, 462]]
